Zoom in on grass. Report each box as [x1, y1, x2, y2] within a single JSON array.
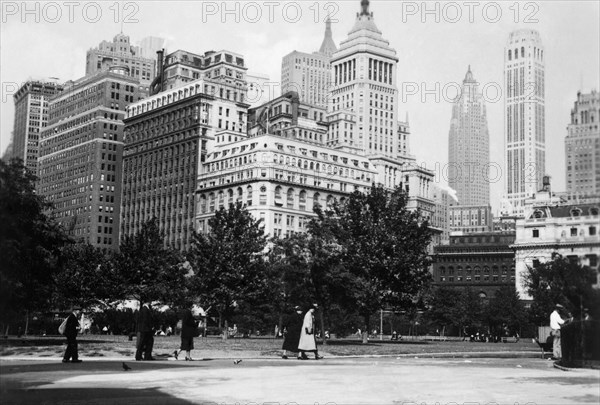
[[0, 334, 541, 359]]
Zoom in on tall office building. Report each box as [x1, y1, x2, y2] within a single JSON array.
[[281, 19, 337, 108], [10, 80, 64, 173], [448, 66, 490, 206], [122, 50, 249, 250], [565, 90, 600, 196], [328, 0, 399, 158], [86, 32, 157, 90], [37, 67, 141, 249], [504, 29, 545, 215]]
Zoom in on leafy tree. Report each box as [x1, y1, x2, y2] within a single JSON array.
[[53, 243, 112, 310], [425, 287, 463, 334], [190, 203, 269, 338], [524, 253, 600, 325], [321, 184, 433, 343], [110, 218, 186, 306], [485, 286, 529, 337], [0, 158, 70, 333]]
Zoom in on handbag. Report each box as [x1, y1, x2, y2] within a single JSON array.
[[58, 317, 68, 335]]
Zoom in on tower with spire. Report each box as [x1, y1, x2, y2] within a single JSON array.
[[280, 20, 337, 108], [448, 65, 490, 206]]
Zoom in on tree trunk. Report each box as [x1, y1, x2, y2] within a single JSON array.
[[319, 310, 327, 346], [24, 310, 29, 336], [362, 314, 370, 344], [223, 319, 228, 340]]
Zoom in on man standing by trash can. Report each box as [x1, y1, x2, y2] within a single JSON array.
[[550, 303, 569, 360]]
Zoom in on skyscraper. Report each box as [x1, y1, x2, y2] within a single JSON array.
[[504, 29, 545, 215], [328, 0, 399, 158], [565, 90, 600, 196], [10, 80, 63, 173], [86, 32, 157, 90], [281, 19, 337, 108], [448, 66, 490, 206], [37, 67, 141, 249]]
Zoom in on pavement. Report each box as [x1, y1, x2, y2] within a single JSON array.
[[1, 355, 599, 404]]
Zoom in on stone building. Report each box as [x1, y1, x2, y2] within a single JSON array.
[[432, 232, 516, 298], [504, 29, 546, 215], [86, 32, 157, 91], [122, 68, 249, 250], [512, 184, 600, 299], [10, 80, 64, 173], [37, 67, 141, 249], [565, 90, 599, 196]]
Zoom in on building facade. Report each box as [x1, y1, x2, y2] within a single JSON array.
[[281, 19, 337, 108], [448, 66, 490, 206], [11, 81, 64, 173], [328, 0, 399, 158], [565, 90, 600, 196], [150, 49, 247, 97], [513, 188, 600, 299], [122, 74, 249, 250], [86, 33, 157, 90], [504, 29, 546, 215], [449, 205, 493, 234], [432, 232, 516, 298], [37, 68, 141, 249], [195, 133, 378, 237]]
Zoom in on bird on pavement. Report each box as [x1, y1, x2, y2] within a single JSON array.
[[234, 359, 242, 364], [122, 362, 132, 371]]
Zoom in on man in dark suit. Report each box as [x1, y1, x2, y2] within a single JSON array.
[[62, 307, 82, 363], [135, 298, 155, 361]]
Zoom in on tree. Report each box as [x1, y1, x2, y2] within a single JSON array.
[[53, 243, 112, 310], [485, 286, 529, 337], [190, 203, 269, 338], [315, 184, 433, 343], [0, 158, 70, 333], [110, 218, 186, 306], [524, 253, 600, 325]]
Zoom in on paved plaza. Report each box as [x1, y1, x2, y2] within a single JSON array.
[[1, 356, 599, 404]]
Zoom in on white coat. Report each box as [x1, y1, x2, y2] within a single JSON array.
[[298, 310, 317, 351]]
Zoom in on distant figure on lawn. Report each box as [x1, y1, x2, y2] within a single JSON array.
[[135, 298, 155, 361], [173, 304, 198, 361], [298, 304, 323, 360], [62, 306, 82, 363], [550, 303, 570, 360], [281, 306, 303, 359]]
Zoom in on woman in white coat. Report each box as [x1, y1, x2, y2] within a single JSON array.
[[297, 304, 323, 360]]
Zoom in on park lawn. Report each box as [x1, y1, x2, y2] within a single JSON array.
[[0, 335, 540, 359]]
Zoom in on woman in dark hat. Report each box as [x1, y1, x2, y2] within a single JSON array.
[[173, 303, 199, 361], [298, 304, 323, 360], [281, 306, 304, 359]]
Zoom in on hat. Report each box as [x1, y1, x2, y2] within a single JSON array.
[[294, 306, 301, 310], [312, 303, 319, 309], [555, 303, 564, 308]]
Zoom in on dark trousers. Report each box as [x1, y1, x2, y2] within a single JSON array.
[[63, 336, 79, 361], [135, 332, 154, 360]]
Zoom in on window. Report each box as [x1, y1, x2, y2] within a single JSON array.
[[532, 229, 539, 238], [570, 228, 578, 237], [590, 227, 597, 236]]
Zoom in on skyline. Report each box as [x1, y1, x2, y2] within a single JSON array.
[[1, 1, 599, 213]]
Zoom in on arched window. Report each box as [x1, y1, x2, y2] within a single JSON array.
[[246, 186, 253, 206], [274, 186, 283, 206], [208, 193, 215, 212], [313, 192, 321, 208], [199, 195, 207, 213], [227, 189, 234, 206], [237, 187, 243, 202], [508, 50, 512, 60], [521, 47, 525, 58], [287, 188, 295, 208], [218, 191, 224, 208], [514, 48, 518, 59], [299, 190, 307, 210], [326, 195, 335, 207], [440, 266, 446, 275]]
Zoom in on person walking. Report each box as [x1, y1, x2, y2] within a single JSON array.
[[281, 306, 303, 359], [135, 297, 155, 361], [298, 304, 323, 360], [62, 306, 82, 363], [550, 303, 569, 360], [173, 305, 198, 361]]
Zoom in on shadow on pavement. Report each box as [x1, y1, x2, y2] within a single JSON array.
[[1, 385, 196, 405]]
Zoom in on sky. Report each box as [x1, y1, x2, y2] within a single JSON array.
[[1, 0, 599, 213]]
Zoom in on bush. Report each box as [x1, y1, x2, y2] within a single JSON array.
[[561, 319, 600, 368]]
